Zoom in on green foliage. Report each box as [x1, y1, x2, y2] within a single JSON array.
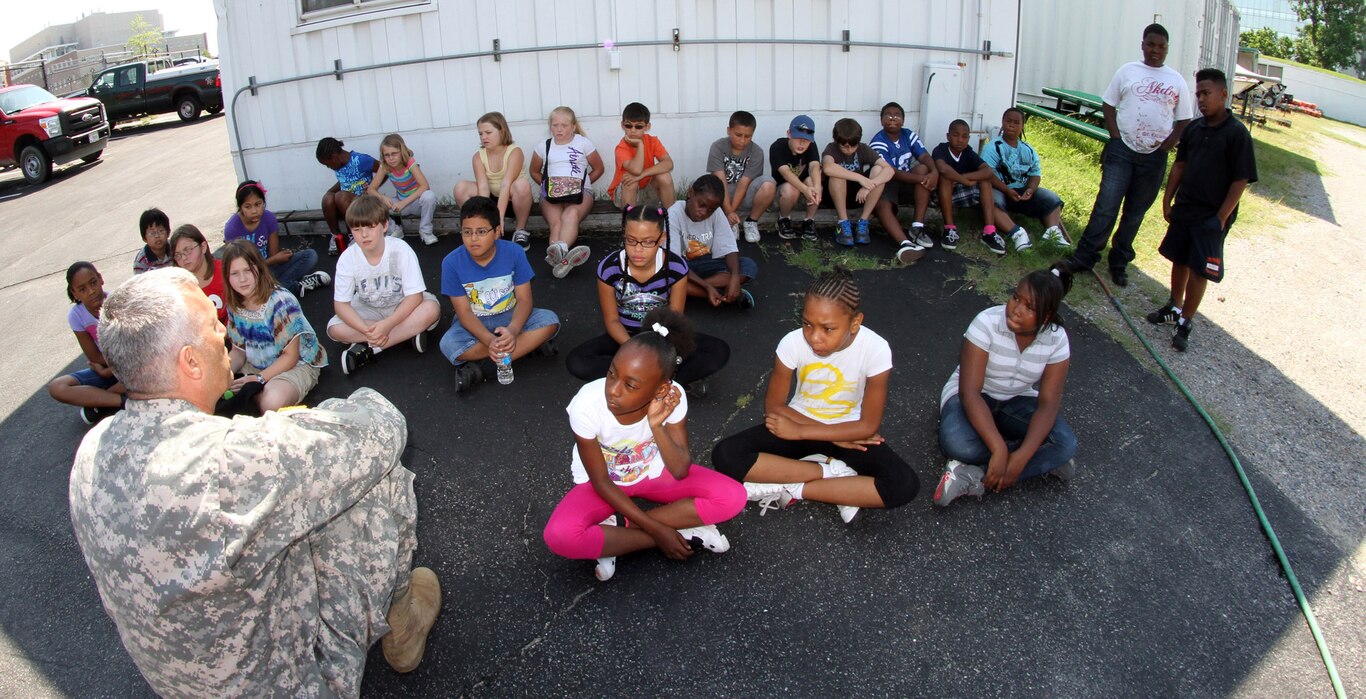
[[126, 15, 164, 58], [1240, 27, 1302, 61], [1292, 0, 1366, 72]]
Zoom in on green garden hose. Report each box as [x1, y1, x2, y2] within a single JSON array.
[[1091, 271, 1346, 698]]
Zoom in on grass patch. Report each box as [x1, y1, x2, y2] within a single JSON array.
[[778, 239, 893, 277], [735, 394, 752, 410]]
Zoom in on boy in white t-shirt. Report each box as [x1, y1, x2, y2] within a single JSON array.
[[326, 194, 441, 375], [1063, 23, 1193, 288]]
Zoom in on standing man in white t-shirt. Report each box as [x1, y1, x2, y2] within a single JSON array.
[[1064, 23, 1193, 288]]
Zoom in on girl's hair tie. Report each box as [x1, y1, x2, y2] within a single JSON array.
[[237, 182, 267, 195], [651, 322, 669, 337], [625, 205, 634, 213], [657, 207, 665, 215], [1051, 267, 1061, 278]]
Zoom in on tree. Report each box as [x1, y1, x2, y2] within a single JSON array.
[[1240, 27, 1298, 60], [1293, 0, 1366, 72], [126, 15, 164, 58]]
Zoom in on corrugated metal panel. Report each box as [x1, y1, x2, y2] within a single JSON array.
[[218, 0, 1020, 210], [1017, 0, 1240, 102]]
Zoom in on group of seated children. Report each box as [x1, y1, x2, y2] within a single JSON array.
[[310, 102, 1068, 290]]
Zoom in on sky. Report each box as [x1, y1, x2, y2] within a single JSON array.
[[4, 1, 219, 62]]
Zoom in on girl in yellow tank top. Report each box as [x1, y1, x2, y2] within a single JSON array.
[[455, 112, 535, 249]]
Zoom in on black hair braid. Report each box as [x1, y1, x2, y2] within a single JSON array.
[[805, 265, 861, 314]]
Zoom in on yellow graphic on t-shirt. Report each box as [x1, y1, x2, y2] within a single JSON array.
[[795, 362, 857, 420]]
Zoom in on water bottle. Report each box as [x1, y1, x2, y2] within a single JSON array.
[[496, 354, 514, 385]]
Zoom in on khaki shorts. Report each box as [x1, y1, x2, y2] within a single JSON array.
[[611, 180, 663, 208], [245, 360, 321, 402]]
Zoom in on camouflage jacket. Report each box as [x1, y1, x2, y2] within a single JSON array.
[[69, 388, 408, 698]]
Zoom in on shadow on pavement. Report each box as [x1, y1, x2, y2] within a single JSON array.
[[0, 231, 1358, 697]]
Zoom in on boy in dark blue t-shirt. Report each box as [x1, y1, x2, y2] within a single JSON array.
[[933, 119, 1005, 255], [439, 196, 561, 391], [1149, 68, 1257, 352]]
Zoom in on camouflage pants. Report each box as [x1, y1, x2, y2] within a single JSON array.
[[311, 464, 417, 696]]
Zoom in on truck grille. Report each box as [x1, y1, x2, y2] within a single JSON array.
[[62, 103, 107, 137]]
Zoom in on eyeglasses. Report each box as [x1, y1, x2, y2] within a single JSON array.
[[461, 227, 495, 239], [173, 246, 202, 261], [883, 113, 904, 121], [623, 237, 661, 249]]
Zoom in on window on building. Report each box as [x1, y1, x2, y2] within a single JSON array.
[[300, 0, 428, 23]]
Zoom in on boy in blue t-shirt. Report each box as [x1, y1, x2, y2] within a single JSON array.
[[982, 107, 1068, 252], [439, 196, 561, 392], [869, 102, 938, 252]]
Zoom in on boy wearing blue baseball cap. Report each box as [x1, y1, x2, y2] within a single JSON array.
[[768, 115, 824, 241]]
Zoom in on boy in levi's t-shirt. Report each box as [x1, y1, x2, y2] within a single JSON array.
[[543, 309, 745, 582], [1064, 22, 1194, 288]]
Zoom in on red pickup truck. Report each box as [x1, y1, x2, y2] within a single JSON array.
[[0, 84, 110, 185]]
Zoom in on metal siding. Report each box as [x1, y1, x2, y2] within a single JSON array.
[[220, 0, 1020, 210]]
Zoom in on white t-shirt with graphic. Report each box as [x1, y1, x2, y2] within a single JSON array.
[[568, 378, 688, 485], [535, 134, 596, 181], [333, 237, 427, 312], [1103, 61, 1194, 154], [775, 326, 893, 425]]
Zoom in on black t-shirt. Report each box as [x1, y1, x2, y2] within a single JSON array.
[[769, 137, 820, 181], [1172, 111, 1258, 227], [932, 143, 985, 176]]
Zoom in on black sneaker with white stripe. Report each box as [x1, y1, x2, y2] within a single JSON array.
[[1147, 302, 1181, 325]]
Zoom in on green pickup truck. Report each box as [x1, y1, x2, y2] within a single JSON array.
[[86, 60, 224, 124]]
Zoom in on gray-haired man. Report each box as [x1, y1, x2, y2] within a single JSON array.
[[69, 267, 440, 698]]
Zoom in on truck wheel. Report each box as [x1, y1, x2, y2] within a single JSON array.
[[20, 145, 52, 185], [205, 105, 223, 115], [82, 150, 104, 164], [177, 95, 202, 122]]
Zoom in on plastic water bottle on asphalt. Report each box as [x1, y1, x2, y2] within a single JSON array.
[[496, 354, 514, 385]]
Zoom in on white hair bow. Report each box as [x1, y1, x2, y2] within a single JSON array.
[[652, 322, 669, 337]]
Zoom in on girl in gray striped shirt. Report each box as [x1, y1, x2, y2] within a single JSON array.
[[933, 266, 1078, 506]]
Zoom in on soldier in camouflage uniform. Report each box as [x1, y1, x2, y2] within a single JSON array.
[[68, 268, 441, 698]]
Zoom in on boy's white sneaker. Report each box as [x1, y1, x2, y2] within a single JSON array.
[[419, 230, 438, 246], [1010, 227, 1032, 252], [1042, 225, 1070, 246], [742, 220, 761, 244], [387, 220, 404, 238], [677, 524, 730, 553]]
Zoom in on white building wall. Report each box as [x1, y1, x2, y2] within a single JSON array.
[[1259, 58, 1366, 126], [1016, 0, 1239, 104], [215, 0, 1019, 212]]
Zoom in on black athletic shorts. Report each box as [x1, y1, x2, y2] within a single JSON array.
[[1159, 215, 1227, 283]]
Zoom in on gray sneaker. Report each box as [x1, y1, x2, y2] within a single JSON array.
[[932, 460, 985, 507], [1050, 459, 1077, 481], [912, 225, 934, 248]]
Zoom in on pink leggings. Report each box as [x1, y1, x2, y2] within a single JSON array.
[[543, 465, 746, 559]]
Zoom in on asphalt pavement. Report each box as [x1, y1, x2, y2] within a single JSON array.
[[0, 115, 1358, 697]]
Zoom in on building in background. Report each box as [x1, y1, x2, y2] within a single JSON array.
[[4, 11, 209, 94], [1016, 0, 1240, 107], [216, 0, 1022, 212]]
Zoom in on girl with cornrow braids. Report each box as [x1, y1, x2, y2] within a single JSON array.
[[565, 204, 731, 395], [711, 266, 919, 524]]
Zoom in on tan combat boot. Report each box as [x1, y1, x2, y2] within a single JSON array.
[[382, 567, 441, 673]]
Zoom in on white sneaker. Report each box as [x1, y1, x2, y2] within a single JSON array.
[[742, 219, 761, 244], [677, 524, 730, 553], [595, 515, 618, 581], [932, 459, 986, 507], [419, 230, 438, 246], [912, 225, 934, 248], [802, 455, 860, 523], [1010, 227, 1032, 252], [545, 241, 566, 266], [744, 482, 797, 516], [1042, 225, 1070, 246], [553, 245, 591, 279], [387, 220, 404, 238], [512, 229, 531, 250]]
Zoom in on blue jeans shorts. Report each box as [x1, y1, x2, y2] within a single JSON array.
[[439, 307, 560, 365], [687, 255, 758, 281], [70, 367, 118, 390]]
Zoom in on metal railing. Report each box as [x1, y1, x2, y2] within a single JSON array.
[[229, 31, 1013, 180]]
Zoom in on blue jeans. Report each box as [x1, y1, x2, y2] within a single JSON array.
[[938, 393, 1077, 480], [439, 307, 560, 365], [688, 255, 758, 281], [271, 249, 319, 296], [991, 186, 1064, 220], [1073, 139, 1167, 271]]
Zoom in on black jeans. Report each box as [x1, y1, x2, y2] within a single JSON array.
[[1073, 139, 1168, 271], [565, 332, 731, 386], [710, 424, 919, 508]]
